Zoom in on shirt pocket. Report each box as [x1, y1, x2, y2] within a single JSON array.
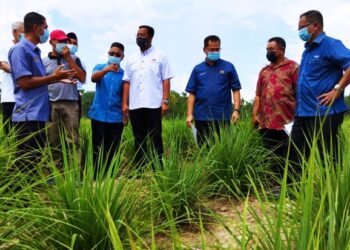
[[306, 58, 329, 79]]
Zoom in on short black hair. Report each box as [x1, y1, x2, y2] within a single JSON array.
[[300, 10, 323, 28], [110, 42, 124, 52], [67, 32, 78, 41], [268, 37, 286, 51], [139, 25, 155, 38], [204, 35, 221, 48], [24, 12, 46, 33]]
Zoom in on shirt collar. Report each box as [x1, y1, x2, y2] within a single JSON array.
[[21, 37, 40, 53], [140, 46, 154, 55], [205, 58, 221, 66], [305, 32, 326, 48], [267, 57, 290, 69]]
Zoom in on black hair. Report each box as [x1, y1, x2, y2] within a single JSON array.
[[139, 25, 155, 38], [268, 37, 286, 51], [67, 32, 78, 41], [204, 35, 221, 48], [110, 42, 124, 52], [300, 10, 323, 28], [24, 12, 46, 33]]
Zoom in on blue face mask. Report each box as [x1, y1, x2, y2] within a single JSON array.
[[108, 55, 121, 65], [68, 44, 78, 55], [298, 27, 312, 41], [207, 52, 220, 61], [40, 29, 50, 44], [55, 43, 67, 54], [18, 33, 24, 40]]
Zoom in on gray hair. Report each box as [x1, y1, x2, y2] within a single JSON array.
[[12, 21, 23, 31]]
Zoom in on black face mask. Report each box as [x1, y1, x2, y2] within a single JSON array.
[[266, 52, 278, 63], [136, 37, 149, 49]]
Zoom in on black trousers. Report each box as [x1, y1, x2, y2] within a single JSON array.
[[91, 119, 124, 173], [129, 108, 163, 165], [259, 128, 288, 177], [289, 113, 344, 168], [195, 120, 230, 146], [13, 121, 46, 173], [2, 102, 15, 134]]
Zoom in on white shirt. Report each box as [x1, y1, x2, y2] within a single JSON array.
[[123, 46, 173, 110], [1, 67, 15, 103]]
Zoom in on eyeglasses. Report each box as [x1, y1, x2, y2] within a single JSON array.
[[206, 48, 221, 52], [298, 23, 313, 30], [108, 52, 122, 57]]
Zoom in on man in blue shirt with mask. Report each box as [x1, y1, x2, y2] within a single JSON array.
[[88, 42, 125, 176], [290, 10, 350, 166], [186, 35, 241, 146], [9, 12, 76, 173]]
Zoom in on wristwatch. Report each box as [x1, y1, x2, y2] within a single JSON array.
[[334, 84, 344, 91], [162, 99, 169, 105]]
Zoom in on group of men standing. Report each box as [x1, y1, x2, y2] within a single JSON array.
[[1, 9, 350, 178]]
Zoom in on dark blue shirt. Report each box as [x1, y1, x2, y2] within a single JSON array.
[[88, 63, 124, 123], [297, 32, 350, 116], [185, 59, 241, 121], [8, 38, 50, 122]]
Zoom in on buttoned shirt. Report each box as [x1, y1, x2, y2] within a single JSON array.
[[256, 58, 298, 130], [8, 38, 50, 122], [1, 69, 15, 103], [297, 32, 350, 116], [185, 59, 241, 121], [122, 46, 173, 110], [88, 63, 124, 123]]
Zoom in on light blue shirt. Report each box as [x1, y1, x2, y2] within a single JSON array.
[[297, 32, 350, 116], [88, 63, 124, 123], [8, 38, 50, 122]]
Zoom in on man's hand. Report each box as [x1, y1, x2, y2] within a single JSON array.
[[122, 103, 129, 125], [53, 65, 77, 82], [104, 64, 119, 73], [161, 103, 169, 116], [231, 110, 240, 123], [186, 114, 194, 128], [252, 115, 260, 128], [318, 89, 342, 106], [61, 46, 71, 59]]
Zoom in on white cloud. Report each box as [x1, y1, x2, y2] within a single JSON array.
[[2, 0, 350, 101]]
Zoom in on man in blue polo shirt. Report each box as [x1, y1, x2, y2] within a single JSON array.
[[88, 42, 125, 175], [8, 12, 76, 172], [186, 35, 241, 146], [290, 10, 350, 166]]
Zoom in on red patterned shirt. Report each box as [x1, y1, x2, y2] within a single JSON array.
[[256, 58, 298, 130]]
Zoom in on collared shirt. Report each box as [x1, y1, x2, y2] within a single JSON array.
[[297, 32, 350, 116], [88, 63, 124, 123], [122, 46, 173, 110], [1, 69, 15, 103], [8, 38, 50, 122], [256, 58, 298, 130], [43, 52, 85, 102], [185, 59, 241, 121]]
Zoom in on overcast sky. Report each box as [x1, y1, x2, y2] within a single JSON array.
[[1, 0, 350, 101]]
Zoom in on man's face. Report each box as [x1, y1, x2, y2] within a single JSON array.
[[203, 40, 221, 56], [108, 47, 124, 60], [298, 16, 318, 37], [12, 25, 24, 42], [266, 41, 283, 58], [137, 27, 149, 40], [50, 38, 68, 54], [68, 38, 78, 46]]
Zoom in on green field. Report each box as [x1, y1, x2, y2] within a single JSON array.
[[1, 115, 350, 249]]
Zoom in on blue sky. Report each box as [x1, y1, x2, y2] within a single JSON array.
[[1, 0, 350, 101]]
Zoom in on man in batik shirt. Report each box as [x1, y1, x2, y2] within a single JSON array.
[[252, 37, 298, 177]]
